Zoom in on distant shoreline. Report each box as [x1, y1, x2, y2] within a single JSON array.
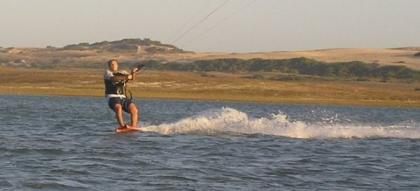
[[0, 91, 418, 109], [0, 67, 419, 108], [1, 86, 419, 109]]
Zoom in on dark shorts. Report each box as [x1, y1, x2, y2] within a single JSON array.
[[108, 97, 134, 113]]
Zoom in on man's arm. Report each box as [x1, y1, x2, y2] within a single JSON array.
[[111, 73, 135, 83], [127, 65, 144, 80], [107, 67, 141, 83], [127, 64, 144, 81], [112, 75, 129, 82], [128, 67, 140, 81]]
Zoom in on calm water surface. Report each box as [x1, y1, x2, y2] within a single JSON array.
[[0, 95, 419, 190]]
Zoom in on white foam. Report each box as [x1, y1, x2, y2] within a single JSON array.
[[142, 107, 420, 139]]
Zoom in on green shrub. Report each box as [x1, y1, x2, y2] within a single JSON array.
[[144, 57, 420, 81]]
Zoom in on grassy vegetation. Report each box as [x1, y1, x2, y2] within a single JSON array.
[[61, 38, 183, 53], [6, 56, 419, 83], [1, 67, 419, 108], [143, 58, 420, 81], [1, 38, 419, 107]]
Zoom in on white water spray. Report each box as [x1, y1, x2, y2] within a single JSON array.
[[142, 108, 420, 139]]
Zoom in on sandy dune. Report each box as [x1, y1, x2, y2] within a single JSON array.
[[153, 48, 420, 70], [1, 47, 420, 70]]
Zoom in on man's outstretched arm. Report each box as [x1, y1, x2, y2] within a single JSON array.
[[128, 66, 141, 81]]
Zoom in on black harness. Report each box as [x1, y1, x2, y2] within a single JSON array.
[[104, 72, 127, 96], [104, 64, 145, 100]]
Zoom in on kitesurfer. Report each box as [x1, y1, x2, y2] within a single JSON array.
[[104, 59, 141, 130]]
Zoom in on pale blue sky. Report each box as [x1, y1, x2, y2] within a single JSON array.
[[0, 0, 419, 52]]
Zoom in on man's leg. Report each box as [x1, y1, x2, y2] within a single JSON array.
[[128, 103, 139, 127], [114, 104, 125, 127]]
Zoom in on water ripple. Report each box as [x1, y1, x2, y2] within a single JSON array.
[[0, 96, 420, 190]]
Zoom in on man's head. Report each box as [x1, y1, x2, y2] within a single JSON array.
[[108, 59, 119, 72]]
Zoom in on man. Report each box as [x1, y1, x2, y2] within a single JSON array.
[[104, 59, 141, 130]]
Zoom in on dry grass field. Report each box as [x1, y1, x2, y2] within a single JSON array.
[[154, 48, 420, 70], [1, 67, 419, 108], [2, 47, 420, 69]]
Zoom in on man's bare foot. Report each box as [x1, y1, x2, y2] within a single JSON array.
[[116, 124, 141, 133]]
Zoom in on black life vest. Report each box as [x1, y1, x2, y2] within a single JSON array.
[[104, 74, 126, 95]]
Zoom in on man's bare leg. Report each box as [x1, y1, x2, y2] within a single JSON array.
[[114, 104, 125, 127], [128, 103, 139, 128]]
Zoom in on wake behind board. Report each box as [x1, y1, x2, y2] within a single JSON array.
[[116, 126, 142, 133]]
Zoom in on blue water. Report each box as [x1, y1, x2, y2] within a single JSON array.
[[0, 95, 419, 190]]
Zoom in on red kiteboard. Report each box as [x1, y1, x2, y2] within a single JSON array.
[[116, 126, 142, 133]]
